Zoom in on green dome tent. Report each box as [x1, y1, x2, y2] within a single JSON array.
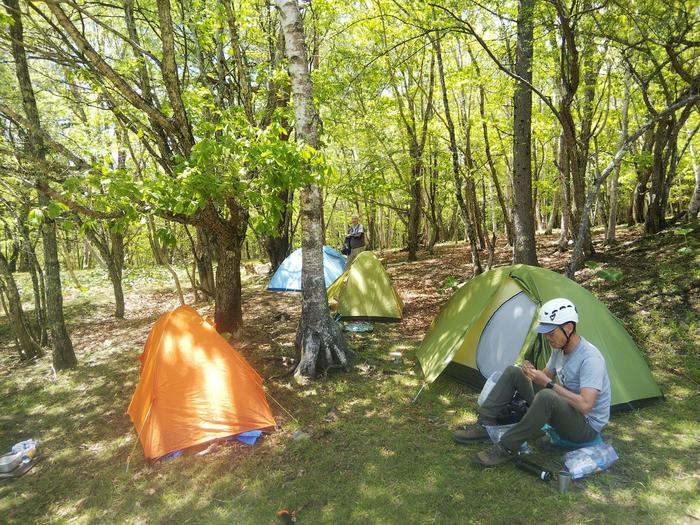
[[327, 251, 403, 322], [416, 264, 662, 411]]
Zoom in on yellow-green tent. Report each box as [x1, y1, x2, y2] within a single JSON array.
[[327, 251, 403, 322], [416, 264, 662, 411]]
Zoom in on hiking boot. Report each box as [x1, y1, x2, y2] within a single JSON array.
[[453, 424, 490, 444], [476, 443, 515, 466]]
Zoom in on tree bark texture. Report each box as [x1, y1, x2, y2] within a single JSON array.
[[645, 104, 692, 234], [435, 35, 482, 267], [195, 226, 216, 296], [567, 90, 700, 276], [5, 0, 76, 369], [0, 251, 42, 360], [276, 0, 350, 379], [606, 76, 630, 244], [511, 0, 538, 265], [392, 48, 434, 262], [467, 45, 514, 246], [199, 202, 247, 334], [83, 224, 126, 318], [689, 143, 700, 220]]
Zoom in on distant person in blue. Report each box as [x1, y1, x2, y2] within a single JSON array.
[[345, 214, 366, 265], [453, 298, 611, 466]]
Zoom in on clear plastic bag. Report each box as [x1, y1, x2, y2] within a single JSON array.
[[484, 424, 529, 454], [563, 442, 618, 479], [477, 371, 502, 406]]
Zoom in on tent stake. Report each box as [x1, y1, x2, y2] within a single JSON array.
[[411, 383, 426, 403]]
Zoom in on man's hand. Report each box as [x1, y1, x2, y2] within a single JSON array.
[[521, 360, 552, 387]]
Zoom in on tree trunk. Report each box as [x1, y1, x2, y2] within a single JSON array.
[[83, 222, 126, 318], [7, 212, 47, 344], [265, 188, 294, 272], [0, 251, 42, 360], [646, 105, 693, 233], [556, 131, 571, 250], [511, 0, 538, 265], [435, 36, 481, 274], [155, 0, 194, 154], [195, 226, 216, 295], [546, 187, 559, 235], [212, 238, 242, 334], [407, 157, 423, 261], [198, 203, 246, 334], [468, 45, 514, 246], [5, 0, 76, 369], [645, 118, 672, 234], [632, 128, 655, 224], [605, 75, 630, 245], [567, 90, 700, 276], [39, 193, 77, 369], [689, 143, 700, 220], [424, 148, 440, 254], [276, 0, 350, 380]]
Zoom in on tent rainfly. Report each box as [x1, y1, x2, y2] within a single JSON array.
[[327, 251, 403, 322], [416, 264, 662, 412], [128, 306, 276, 460], [267, 246, 346, 292]]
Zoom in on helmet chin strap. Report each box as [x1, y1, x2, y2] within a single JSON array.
[[558, 325, 573, 349]]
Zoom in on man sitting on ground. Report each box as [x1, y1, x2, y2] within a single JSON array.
[[453, 297, 611, 466]]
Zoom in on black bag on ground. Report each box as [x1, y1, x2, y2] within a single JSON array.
[[495, 396, 529, 425]]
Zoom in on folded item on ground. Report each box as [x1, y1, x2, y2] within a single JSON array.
[[232, 430, 263, 446], [12, 439, 38, 457], [0, 439, 38, 480], [541, 424, 603, 448], [343, 322, 374, 332], [0, 451, 22, 474], [563, 442, 618, 479], [0, 439, 38, 473], [159, 430, 265, 461], [0, 458, 36, 480]]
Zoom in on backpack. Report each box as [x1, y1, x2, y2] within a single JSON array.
[[341, 238, 351, 255]]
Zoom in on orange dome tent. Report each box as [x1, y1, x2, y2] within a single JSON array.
[[127, 306, 276, 460]]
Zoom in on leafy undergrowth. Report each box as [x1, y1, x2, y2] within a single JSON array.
[[0, 225, 698, 524]]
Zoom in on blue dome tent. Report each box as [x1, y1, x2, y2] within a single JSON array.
[[267, 246, 346, 292]]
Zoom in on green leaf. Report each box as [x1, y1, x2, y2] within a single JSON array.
[[596, 267, 624, 283], [46, 202, 67, 219], [156, 227, 177, 249], [61, 219, 76, 232], [27, 208, 44, 226], [677, 247, 693, 256]]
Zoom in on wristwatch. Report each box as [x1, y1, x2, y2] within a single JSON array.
[[545, 380, 555, 389]]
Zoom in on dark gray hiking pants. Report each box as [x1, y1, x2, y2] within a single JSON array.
[[479, 366, 599, 452]]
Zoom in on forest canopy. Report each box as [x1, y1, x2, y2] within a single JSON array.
[[0, 0, 698, 372]]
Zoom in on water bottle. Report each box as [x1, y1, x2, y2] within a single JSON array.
[[514, 457, 553, 481]]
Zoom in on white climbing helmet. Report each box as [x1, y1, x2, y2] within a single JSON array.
[[535, 298, 579, 334]]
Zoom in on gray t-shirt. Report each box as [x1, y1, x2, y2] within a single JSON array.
[[545, 336, 611, 432]]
